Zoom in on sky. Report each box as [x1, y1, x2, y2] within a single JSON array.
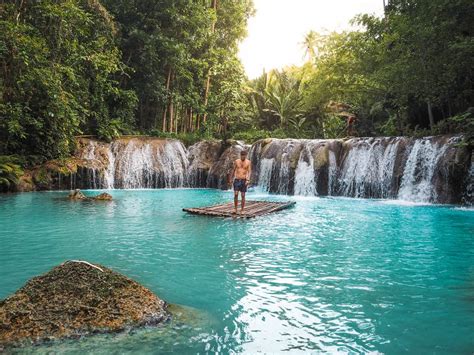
[[238, 0, 384, 79]]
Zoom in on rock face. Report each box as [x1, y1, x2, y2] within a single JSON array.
[[0, 261, 169, 348], [206, 140, 249, 189], [72, 137, 249, 190], [249, 136, 472, 204], [17, 158, 105, 192]]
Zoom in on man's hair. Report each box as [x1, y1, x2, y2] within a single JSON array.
[[240, 150, 248, 155]]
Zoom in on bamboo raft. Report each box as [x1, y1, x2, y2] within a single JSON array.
[[183, 200, 296, 219]]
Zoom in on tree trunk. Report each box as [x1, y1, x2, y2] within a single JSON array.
[[169, 100, 174, 133], [162, 67, 172, 132], [202, 75, 212, 124], [202, 0, 218, 124], [188, 108, 193, 132], [174, 106, 178, 134], [427, 99, 435, 131]]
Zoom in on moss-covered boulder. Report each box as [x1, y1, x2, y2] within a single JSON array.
[[0, 261, 170, 348]]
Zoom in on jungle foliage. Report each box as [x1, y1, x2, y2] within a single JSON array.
[[0, 0, 473, 163], [1, 0, 253, 161]]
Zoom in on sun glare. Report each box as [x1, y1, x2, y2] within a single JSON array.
[[239, 0, 384, 79]]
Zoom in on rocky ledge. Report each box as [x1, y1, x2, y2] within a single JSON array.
[[0, 261, 170, 348]]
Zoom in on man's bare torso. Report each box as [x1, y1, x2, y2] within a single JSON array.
[[234, 158, 251, 180]]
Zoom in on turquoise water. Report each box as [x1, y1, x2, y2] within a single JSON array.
[[1, 190, 473, 354]]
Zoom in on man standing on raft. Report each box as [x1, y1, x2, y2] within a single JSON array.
[[231, 150, 251, 214]]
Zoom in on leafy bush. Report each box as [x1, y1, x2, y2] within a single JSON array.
[[231, 129, 292, 143], [0, 156, 24, 192], [231, 130, 272, 143]]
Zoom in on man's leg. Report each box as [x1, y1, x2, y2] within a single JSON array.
[[241, 192, 246, 212], [234, 191, 239, 214]]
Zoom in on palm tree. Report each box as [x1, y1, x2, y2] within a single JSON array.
[[264, 71, 305, 129], [301, 30, 322, 62]]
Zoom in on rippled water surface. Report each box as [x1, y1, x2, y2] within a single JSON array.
[[1, 190, 473, 354]]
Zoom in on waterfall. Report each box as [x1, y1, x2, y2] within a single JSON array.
[[74, 135, 469, 204], [277, 150, 292, 195], [328, 150, 337, 196], [77, 138, 190, 189], [337, 138, 400, 198], [105, 144, 116, 189], [115, 140, 155, 188], [397, 138, 448, 202], [187, 141, 209, 187], [465, 161, 474, 205], [294, 144, 316, 196], [257, 158, 274, 192], [379, 138, 400, 198], [159, 141, 188, 188]]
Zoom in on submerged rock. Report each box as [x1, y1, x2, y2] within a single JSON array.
[[0, 261, 169, 348], [93, 192, 113, 201]]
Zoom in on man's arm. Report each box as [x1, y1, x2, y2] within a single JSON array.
[[229, 160, 236, 186], [246, 161, 251, 185]]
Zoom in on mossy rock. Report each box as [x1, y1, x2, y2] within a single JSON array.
[[0, 261, 170, 348], [16, 173, 35, 192]]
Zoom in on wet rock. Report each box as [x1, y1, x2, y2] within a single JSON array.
[[20, 157, 106, 191], [69, 189, 87, 200], [15, 173, 35, 192], [187, 141, 223, 187], [206, 141, 250, 189], [92, 192, 113, 201], [0, 261, 169, 348]]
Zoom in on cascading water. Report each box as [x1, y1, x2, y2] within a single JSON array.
[[116, 140, 154, 188], [257, 158, 274, 192], [186, 141, 211, 187], [464, 161, 474, 205], [337, 138, 400, 198], [75, 135, 470, 204], [277, 150, 292, 195], [379, 138, 400, 198], [293, 143, 316, 196], [159, 141, 189, 188], [83, 141, 101, 189], [77, 138, 190, 189], [397, 138, 448, 202], [327, 150, 337, 196], [105, 144, 116, 189]]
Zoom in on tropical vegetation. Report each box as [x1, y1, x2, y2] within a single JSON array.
[[1, 0, 473, 170]]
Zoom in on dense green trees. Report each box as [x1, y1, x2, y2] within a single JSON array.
[[101, 0, 253, 136], [0, 0, 472, 164], [0, 0, 136, 160], [1, 0, 253, 161]]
